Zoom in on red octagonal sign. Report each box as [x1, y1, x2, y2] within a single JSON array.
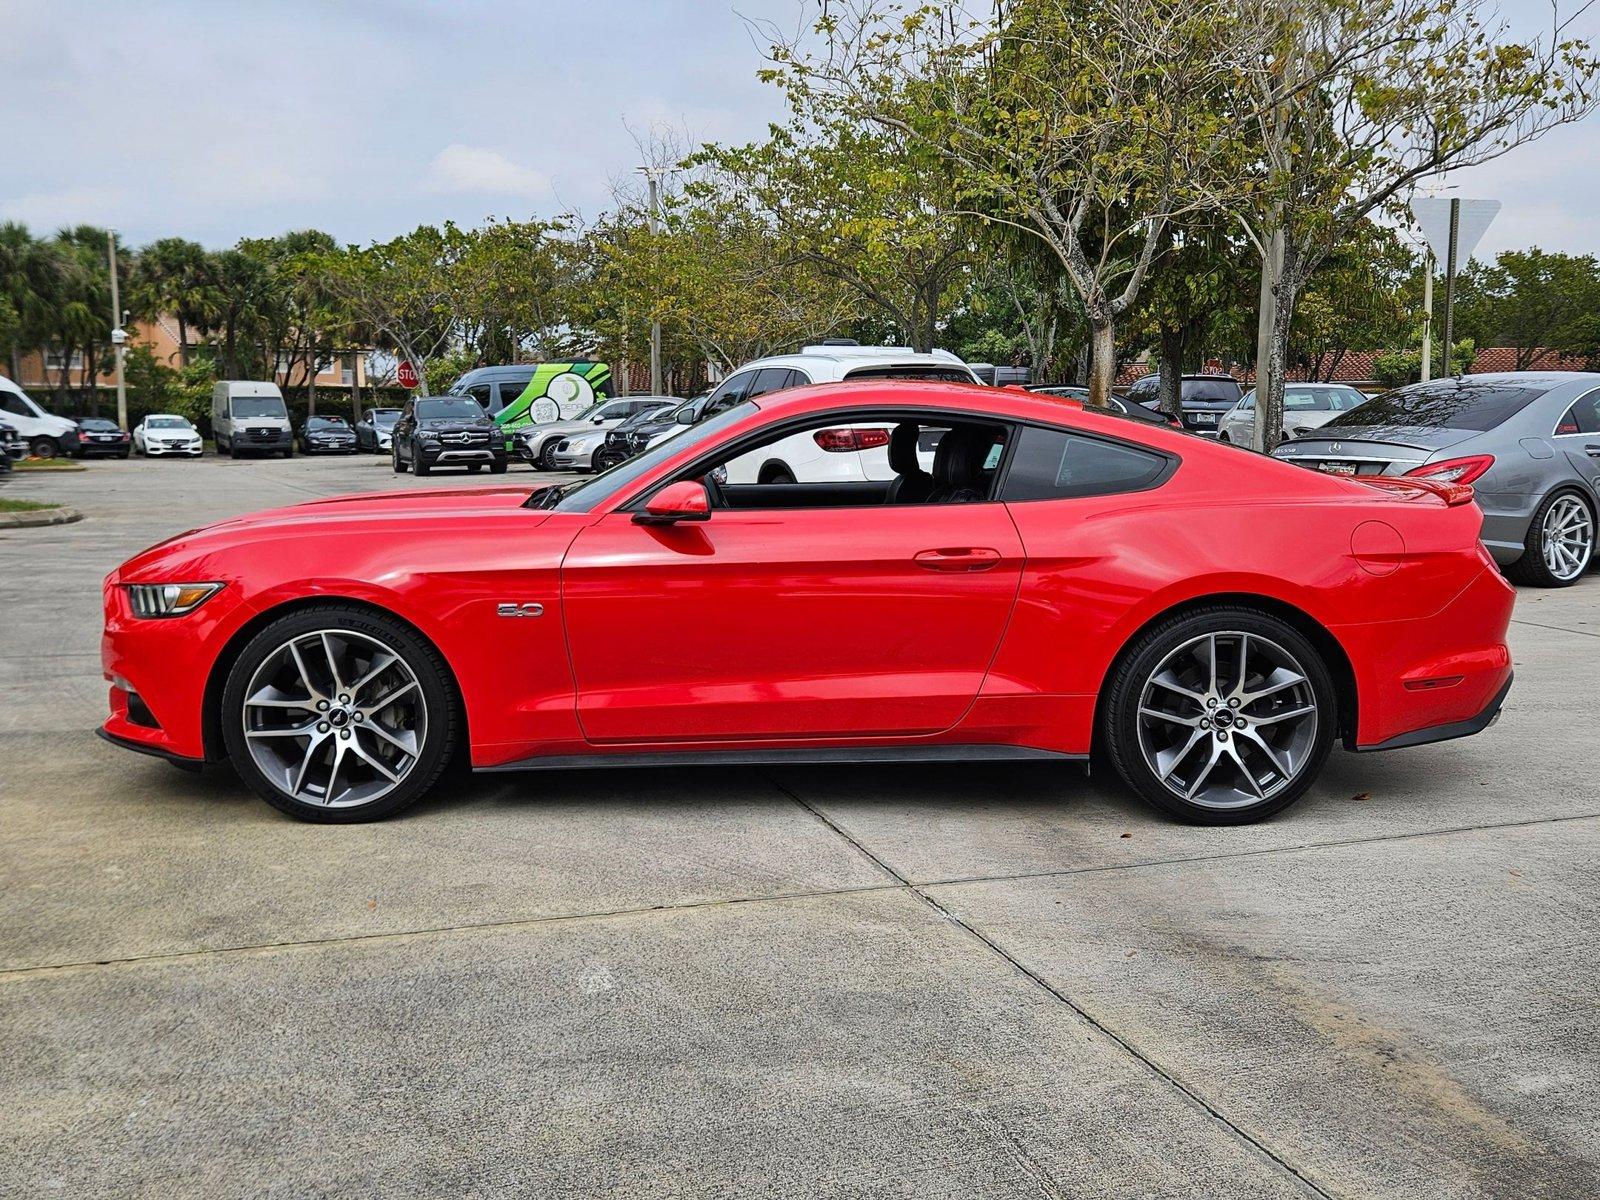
[[396, 360, 419, 390]]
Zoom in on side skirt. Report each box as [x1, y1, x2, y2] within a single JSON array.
[[477, 744, 1087, 774]]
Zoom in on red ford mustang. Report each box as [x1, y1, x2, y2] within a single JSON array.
[[100, 382, 1514, 824]]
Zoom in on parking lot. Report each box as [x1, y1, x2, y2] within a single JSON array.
[[2, 454, 1598, 1198]]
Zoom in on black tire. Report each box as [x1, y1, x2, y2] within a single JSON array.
[[489, 461, 508, 475], [466, 463, 482, 473], [29, 436, 59, 459], [413, 446, 432, 477], [392, 449, 407, 473], [229, 441, 241, 460], [282, 448, 294, 459], [539, 441, 560, 471], [220, 603, 459, 823], [1505, 488, 1595, 588], [118, 450, 129, 459], [758, 463, 796, 485], [1102, 606, 1336, 825]]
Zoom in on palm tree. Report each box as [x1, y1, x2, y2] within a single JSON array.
[[130, 237, 212, 366]]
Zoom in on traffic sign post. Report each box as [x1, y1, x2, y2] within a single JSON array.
[[1411, 197, 1499, 380], [396, 360, 419, 390]]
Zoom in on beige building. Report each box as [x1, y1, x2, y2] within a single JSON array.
[[10, 316, 371, 394]]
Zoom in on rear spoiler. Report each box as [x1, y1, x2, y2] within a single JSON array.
[[1354, 476, 1476, 507]]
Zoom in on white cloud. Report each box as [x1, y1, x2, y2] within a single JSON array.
[[424, 145, 552, 199]]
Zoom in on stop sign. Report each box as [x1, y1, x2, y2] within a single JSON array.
[[396, 360, 419, 390]]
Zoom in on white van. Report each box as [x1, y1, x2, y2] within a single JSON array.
[[0, 375, 83, 459], [212, 381, 293, 458]]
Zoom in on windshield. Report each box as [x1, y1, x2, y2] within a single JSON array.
[[80, 418, 118, 430], [1182, 379, 1243, 402], [231, 396, 287, 419], [843, 365, 975, 383], [541, 401, 759, 513], [147, 417, 192, 429], [372, 410, 400, 427], [1284, 386, 1368, 412], [307, 416, 348, 429], [1322, 378, 1547, 431], [416, 397, 486, 421]]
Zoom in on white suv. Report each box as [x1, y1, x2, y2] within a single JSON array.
[[691, 344, 978, 484]]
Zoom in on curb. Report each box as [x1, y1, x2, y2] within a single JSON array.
[[0, 506, 84, 529]]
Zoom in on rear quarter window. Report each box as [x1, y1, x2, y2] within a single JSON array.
[[1001, 426, 1170, 501]]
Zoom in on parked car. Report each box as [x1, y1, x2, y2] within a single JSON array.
[[516, 397, 677, 470], [692, 345, 979, 485], [1273, 372, 1600, 587], [297, 415, 358, 455], [213, 381, 293, 458], [596, 400, 694, 471], [609, 392, 717, 462], [544, 399, 677, 472], [1127, 373, 1244, 436], [1029, 385, 1182, 430], [0, 418, 23, 474], [133, 415, 204, 458], [100, 380, 1515, 825], [354, 408, 401, 454], [1217, 383, 1370, 444], [391, 394, 507, 476], [75, 417, 132, 458], [0, 374, 82, 458], [448, 362, 613, 447]]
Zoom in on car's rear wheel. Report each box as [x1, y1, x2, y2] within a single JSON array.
[[1104, 608, 1335, 824], [758, 463, 796, 485], [1507, 489, 1594, 588], [221, 605, 458, 822], [29, 436, 59, 459]]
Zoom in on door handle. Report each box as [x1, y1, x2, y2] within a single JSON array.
[[1584, 444, 1600, 458], [914, 547, 1002, 572]]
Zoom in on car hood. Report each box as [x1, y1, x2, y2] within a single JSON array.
[[519, 418, 601, 440], [115, 487, 548, 580]]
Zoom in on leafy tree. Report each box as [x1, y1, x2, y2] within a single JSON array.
[[129, 237, 212, 366], [1290, 224, 1415, 381], [1454, 248, 1600, 369], [1236, 0, 1599, 449], [765, 0, 1270, 403]]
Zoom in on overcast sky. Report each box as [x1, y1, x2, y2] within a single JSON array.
[[3, 0, 1595, 261]]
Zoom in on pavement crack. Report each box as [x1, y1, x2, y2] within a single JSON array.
[[1511, 617, 1599, 639]]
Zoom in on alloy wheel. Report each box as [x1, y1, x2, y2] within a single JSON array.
[[1135, 631, 1319, 811], [240, 629, 426, 809], [1541, 495, 1594, 582]]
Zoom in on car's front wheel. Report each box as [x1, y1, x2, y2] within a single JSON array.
[[220, 605, 459, 822], [29, 436, 59, 459], [1507, 489, 1594, 588], [1103, 607, 1335, 824]]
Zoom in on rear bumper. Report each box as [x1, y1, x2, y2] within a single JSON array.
[[1337, 563, 1516, 750]]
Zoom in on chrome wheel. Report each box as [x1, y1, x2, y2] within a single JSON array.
[[240, 629, 426, 809], [1136, 631, 1319, 811], [1541, 495, 1594, 581]]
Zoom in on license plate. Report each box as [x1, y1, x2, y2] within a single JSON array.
[[1317, 461, 1358, 476], [1190, 412, 1217, 425]]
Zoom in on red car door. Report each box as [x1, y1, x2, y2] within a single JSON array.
[[561, 504, 1025, 743]]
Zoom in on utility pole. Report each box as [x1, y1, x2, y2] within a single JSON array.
[[107, 231, 128, 430], [1440, 198, 1460, 378], [1420, 252, 1434, 382], [639, 166, 664, 396]]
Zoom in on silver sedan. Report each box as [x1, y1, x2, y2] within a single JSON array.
[[1273, 372, 1600, 587], [1217, 383, 1369, 444]]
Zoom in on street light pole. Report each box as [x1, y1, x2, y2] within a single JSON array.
[[107, 231, 128, 429], [639, 166, 664, 396]]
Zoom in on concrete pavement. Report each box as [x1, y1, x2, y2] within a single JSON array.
[[2, 454, 1597, 1197]]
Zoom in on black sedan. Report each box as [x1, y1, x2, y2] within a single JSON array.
[[74, 417, 132, 458], [297, 416, 359, 455], [392, 395, 508, 477]]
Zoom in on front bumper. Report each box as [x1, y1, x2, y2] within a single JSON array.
[[145, 441, 203, 456], [550, 443, 600, 470], [304, 440, 357, 454], [419, 445, 506, 466]]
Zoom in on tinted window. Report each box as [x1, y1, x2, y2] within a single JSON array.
[[1182, 378, 1242, 402], [1238, 391, 1256, 411], [745, 367, 796, 399], [307, 416, 347, 429], [703, 373, 755, 418], [1323, 378, 1546, 431], [1127, 377, 1156, 400], [841, 365, 975, 384], [147, 416, 191, 429], [1556, 391, 1600, 435], [231, 395, 287, 419], [372, 410, 400, 427], [416, 397, 487, 420], [1002, 426, 1168, 501], [464, 384, 495, 411], [80, 418, 118, 430]]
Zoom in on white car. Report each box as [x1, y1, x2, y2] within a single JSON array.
[[516, 397, 677, 469], [0, 374, 84, 459], [133, 414, 204, 457], [1217, 383, 1370, 444], [705, 344, 979, 484]]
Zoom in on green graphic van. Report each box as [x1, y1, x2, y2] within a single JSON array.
[[448, 362, 613, 447]]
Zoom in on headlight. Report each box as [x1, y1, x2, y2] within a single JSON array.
[[124, 582, 223, 618]]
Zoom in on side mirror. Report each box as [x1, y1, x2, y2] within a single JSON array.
[[675, 409, 696, 425], [635, 480, 711, 525]]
